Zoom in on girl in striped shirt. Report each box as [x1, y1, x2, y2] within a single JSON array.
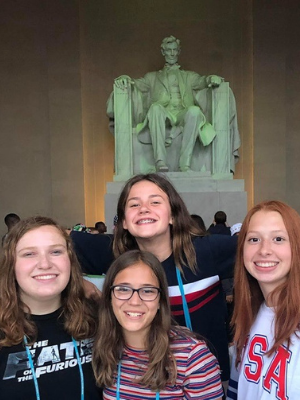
[[92, 249, 223, 399]]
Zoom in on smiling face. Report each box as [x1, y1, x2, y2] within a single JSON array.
[[111, 262, 160, 348], [123, 180, 173, 248], [243, 210, 291, 302], [162, 41, 180, 65], [15, 225, 71, 314]]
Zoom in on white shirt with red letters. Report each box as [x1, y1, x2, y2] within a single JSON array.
[[227, 302, 300, 400]]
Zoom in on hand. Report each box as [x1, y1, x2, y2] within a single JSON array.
[[114, 75, 134, 90], [226, 294, 234, 303], [165, 137, 173, 147], [82, 277, 102, 300], [207, 75, 224, 88]]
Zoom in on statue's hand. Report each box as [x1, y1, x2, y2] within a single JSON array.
[[207, 75, 224, 88], [114, 75, 134, 90], [165, 137, 173, 147]]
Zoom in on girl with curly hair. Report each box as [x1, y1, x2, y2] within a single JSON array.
[[0, 216, 102, 400]]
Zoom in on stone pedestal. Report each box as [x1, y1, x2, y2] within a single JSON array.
[[105, 173, 247, 233]]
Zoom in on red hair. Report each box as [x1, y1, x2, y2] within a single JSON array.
[[232, 200, 300, 363]]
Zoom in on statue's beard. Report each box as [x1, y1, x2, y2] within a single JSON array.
[[165, 57, 178, 65]]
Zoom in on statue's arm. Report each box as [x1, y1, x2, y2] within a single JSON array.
[[114, 73, 151, 95], [109, 74, 150, 125], [133, 74, 151, 93], [189, 71, 224, 90]]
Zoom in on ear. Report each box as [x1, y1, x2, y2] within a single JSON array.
[[169, 215, 173, 225], [122, 219, 128, 230], [161, 48, 165, 57]]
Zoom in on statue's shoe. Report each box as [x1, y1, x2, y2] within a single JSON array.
[[156, 161, 169, 172], [180, 166, 192, 172]]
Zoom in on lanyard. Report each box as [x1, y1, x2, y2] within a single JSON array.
[[72, 337, 85, 400], [176, 267, 193, 331], [24, 336, 84, 400], [116, 361, 159, 399]]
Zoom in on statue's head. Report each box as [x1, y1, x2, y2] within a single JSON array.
[[161, 35, 181, 65]]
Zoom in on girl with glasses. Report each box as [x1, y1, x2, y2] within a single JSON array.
[[93, 249, 223, 399]]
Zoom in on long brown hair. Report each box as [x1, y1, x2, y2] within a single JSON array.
[[0, 216, 98, 347], [93, 249, 194, 390], [232, 200, 300, 363], [113, 173, 203, 273]]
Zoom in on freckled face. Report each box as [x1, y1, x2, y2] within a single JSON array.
[[243, 210, 291, 299], [15, 226, 71, 313], [123, 180, 173, 245], [111, 262, 160, 348]]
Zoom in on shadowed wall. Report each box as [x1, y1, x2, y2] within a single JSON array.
[[0, 0, 299, 235]]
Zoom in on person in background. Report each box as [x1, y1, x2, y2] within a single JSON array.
[[208, 211, 231, 236], [230, 223, 242, 237], [72, 223, 91, 233], [95, 222, 107, 234], [227, 201, 300, 399], [223, 223, 242, 344], [93, 249, 224, 399], [88, 227, 100, 234], [2, 213, 20, 246], [0, 216, 102, 400], [190, 213, 207, 234]]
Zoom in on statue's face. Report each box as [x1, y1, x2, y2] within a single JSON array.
[[162, 41, 180, 65]]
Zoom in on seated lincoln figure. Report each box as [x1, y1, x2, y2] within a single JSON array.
[[108, 35, 239, 173]]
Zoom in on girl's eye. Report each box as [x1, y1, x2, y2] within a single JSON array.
[[141, 288, 155, 294], [129, 203, 139, 208], [51, 249, 63, 255], [115, 286, 131, 293], [274, 236, 284, 242], [23, 252, 35, 257], [248, 237, 259, 243]]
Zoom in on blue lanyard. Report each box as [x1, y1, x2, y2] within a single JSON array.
[[23, 336, 84, 400], [72, 337, 85, 400], [176, 267, 193, 331], [116, 361, 159, 399], [24, 336, 40, 400]]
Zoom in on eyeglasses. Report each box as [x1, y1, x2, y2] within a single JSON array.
[[111, 285, 161, 301]]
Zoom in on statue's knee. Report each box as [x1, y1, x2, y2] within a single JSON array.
[[148, 103, 165, 117], [186, 106, 203, 118]]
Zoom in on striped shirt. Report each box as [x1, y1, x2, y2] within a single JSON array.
[[104, 329, 223, 399], [162, 235, 237, 381]]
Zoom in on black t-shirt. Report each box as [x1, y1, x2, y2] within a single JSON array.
[[0, 309, 102, 400]]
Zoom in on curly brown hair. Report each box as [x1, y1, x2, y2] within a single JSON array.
[[0, 216, 98, 347]]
